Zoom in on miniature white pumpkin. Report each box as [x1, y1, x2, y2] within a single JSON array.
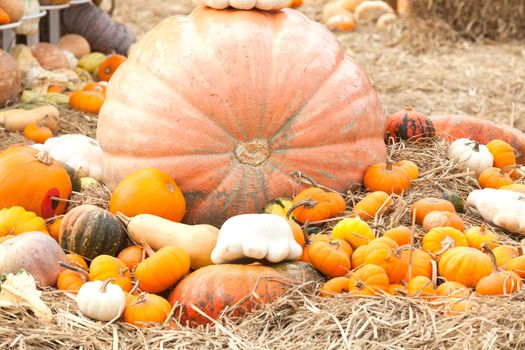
[[193, 0, 289, 10], [211, 214, 303, 264], [31, 134, 103, 180], [76, 279, 126, 322], [354, 0, 394, 22], [466, 189, 525, 235], [448, 138, 494, 174]]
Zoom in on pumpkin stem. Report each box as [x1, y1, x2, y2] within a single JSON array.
[[465, 141, 480, 152], [35, 150, 52, 165], [286, 199, 318, 221], [131, 292, 149, 307], [301, 220, 311, 246], [385, 160, 394, 171], [115, 212, 130, 227], [481, 243, 499, 275], [100, 278, 116, 293], [59, 261, 89, 278], [129, 280, 140, 295], [500, 164, 520, 176], [291, 171, 319, 188], [479, 223, 486, 234], [434, 235, 456, 256]]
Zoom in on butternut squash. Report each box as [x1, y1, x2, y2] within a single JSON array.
[[0, 105, 59, 132], [116, 213, 219, 270]]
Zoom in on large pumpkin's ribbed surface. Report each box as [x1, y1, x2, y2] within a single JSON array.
[[97, 7, 386, 226]]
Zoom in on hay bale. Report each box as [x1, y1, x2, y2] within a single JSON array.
[[404, 0, 525, 41]]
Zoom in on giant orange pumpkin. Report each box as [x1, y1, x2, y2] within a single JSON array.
[[97, 7, 386, 226]]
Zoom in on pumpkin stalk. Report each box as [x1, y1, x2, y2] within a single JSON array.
[[59, 261, 89, 278], [100, 278, 116, 293], [140, 240, 156, 257], [115, 212, 131, 227], [291, 171, 319, 188], [286, 199, 318, 220], [500, 164, 520, 175], [35, 150, 52, 165], [465, 141, 480, 152], [481, 244, 500, 275], [129, 280, 140, 295], [131, 292, 149, 307]]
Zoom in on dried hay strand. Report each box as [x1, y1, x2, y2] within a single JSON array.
[[404, 0, 525, 41]]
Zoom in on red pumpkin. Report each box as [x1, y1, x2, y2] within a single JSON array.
[[97, 7, 387, 227], [385, 107, 434, 142], [168, 261, 321, 326]]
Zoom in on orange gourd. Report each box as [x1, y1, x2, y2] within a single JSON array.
[[464, 224, 499, 250], [70, 90, 105, 114], [383, 226, 412, 246], [363, 161, 411, 195], [98, 54, 127, 82], [478, 167, 514, 189], [23, 123, 53, 144], [109, 168, 186, 222], [123, 292, 172, 327], [486, 139, 519, 179], [320, 277, 350, 297], [352, 191, 391, 220], [476, 244, 523, 296], [395, 160, 419, 180], [97, 7, 387, 228], [0, 146, 71, 218], [88, 255, 132, 292], [411, 197, 456, 225], [438, 247, 492, 288], [117, 245, 144, 270], [134, 244, 190, 294], [347, 264, 389, 296], [421, 211, 464, 232], [66, 253, 88, 270]]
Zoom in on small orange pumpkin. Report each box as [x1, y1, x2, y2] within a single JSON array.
[[134, 244, 191, 294], [83, 81, 108, 95], [476, 244, 523, 296], [506, 255, 525, 279], [306, 239, 352, 278], [435, 281, 470, 297], [291, 187, 332, 223], [395, 160, 419, 180], [406, 260, 436, 298], [400, 248, 433, 281], [98, 54, 127, 82], [347, 264, 389, 296], [326, 191, 346, 217], [70, 90, 105, 114], [320, 277, 350, 297], [57, 269, 88, 294], [123, 292, 172, 327], [478, 167, 514, 189], [438, 246, 492, 288], [493, 245, 519, 269], [383, 226, 412, 246], [0, 8, 10, 25], [486, 139, 519, 179], [23, 123, 53, 144], [117, 245, 144, 270], [66, 253, 88, 270], [352, 191, 391, 220], [47, 217, 63, 242], [464, 224, 499, 250], [421, 211, 464, 232], [422, 227, 468, 255], [88, 255, 132, 292], [410, 197, 456, 225], [387, 283, 407, 296], [364, 245, 408, 283], [350, 244, 370, 269], [109, 168, 186, 222], [363, 161, 411, 195]]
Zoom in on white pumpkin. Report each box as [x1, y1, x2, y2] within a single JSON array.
[[193, 0, 289, 10], [447, 138, 494, 174], [211, 214, 302, 264], [466, 189, 525, 235], [354, 0, 394, 22], [14, 0, 41, 36], [31, 134, 103, 180], [76, 279, 126, 322]]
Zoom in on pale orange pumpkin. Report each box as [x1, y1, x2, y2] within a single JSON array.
[[486, 139, 520, 179], [400, 248, 433, 281], [395, 160, 419, 180], [435, 281, 470, 297], [476, 244, 523, 296], [383, 226, 412, 246], [493, 245, 519, 269], [97, 7, 387, 227], [320, 277, 350, 297], [347, 264, 389, 296], [421, 211, 464, 232], [411, 198, 456, 225], [422, 227, 468, 255], [464, 224, 499, 250], [478, 167, 514, 189], [352, 191, 391, 220], [438, 246, 492, 288]]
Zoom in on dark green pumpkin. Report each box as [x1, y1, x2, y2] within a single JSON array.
[[385, 107, 435, 143], [59, 204, 128, 260], [168, 261, 323, 327], [441, 191, 465, 213]]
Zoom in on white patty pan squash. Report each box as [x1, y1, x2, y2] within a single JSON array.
[[211, 214, 303, 264], [76, 279, 126, 322], [31, 134, 103, 180], [467, 189, 525, 235], [193, 0, 289, 10], [447, 138, 493, 174]]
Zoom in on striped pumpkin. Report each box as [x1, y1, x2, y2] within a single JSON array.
[[59, 204, 128, 260], [385, 107, 435, 142]]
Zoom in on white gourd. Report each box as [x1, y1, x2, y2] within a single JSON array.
[[76, 279, 126, 322], [448, 138, 494, 174], [14, 0, 41, 36], [212, 214, 302, 264]]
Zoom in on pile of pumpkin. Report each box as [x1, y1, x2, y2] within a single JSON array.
[[0, 105, 523, 327]]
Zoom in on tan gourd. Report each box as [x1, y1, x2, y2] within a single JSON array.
[[116, 213, 219, 270], [0, 105, 59, 132]]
